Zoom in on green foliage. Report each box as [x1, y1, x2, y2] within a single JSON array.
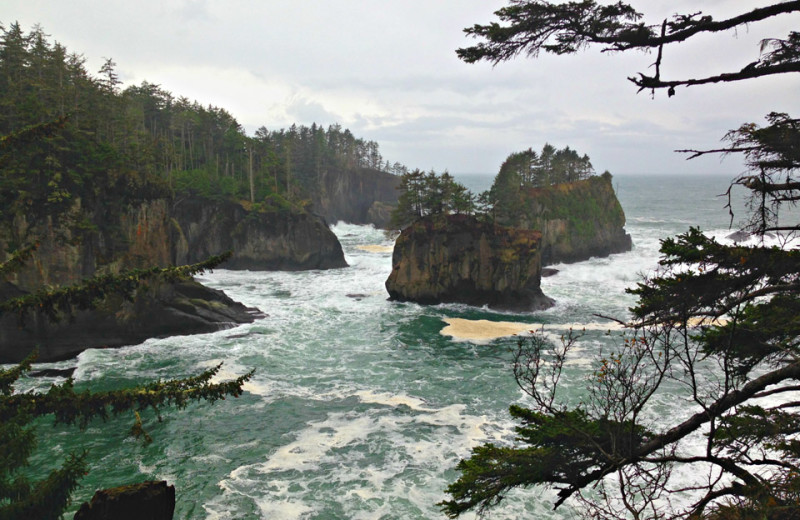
[[486, 143, 598, 226], [390, 169, 475, 229], [0, 239, 245, 520], [0, 243, 38, 279], [0, 251, 233, 323], [442, 404, 651, 517], [0, 22, 403, 220], [445, 3, 800, 519], [0, 52, 256, 518], [0, 352, 253, 520]]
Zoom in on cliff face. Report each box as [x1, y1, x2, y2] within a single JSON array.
[[0, 195, 345, 362], [3, 198, 176, 291], [311, 167, 400, 227], [171, 198, 347, 270], [3, 196, 346, 290], [385, 214, 554, 311], [500, 175, 632, 265]]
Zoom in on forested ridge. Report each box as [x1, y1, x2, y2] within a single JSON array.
[[0, 21, 398, 235]]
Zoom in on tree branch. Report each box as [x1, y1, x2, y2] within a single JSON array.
[[554, 360, 800, 506], [631, 61, 800, 92], [623, 2, 800, 49]]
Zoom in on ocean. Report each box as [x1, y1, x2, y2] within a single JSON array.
[[17, 173, 765, 519]]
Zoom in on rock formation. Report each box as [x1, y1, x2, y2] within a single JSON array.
[[171, 198, 347, 270], [73, 481, 175, 520], [385, 214, 554, 311], [499, 174, 632, 265], [0, 279, 259, 363], [0, 194, 344, 362], [311, 167, 400, 227]]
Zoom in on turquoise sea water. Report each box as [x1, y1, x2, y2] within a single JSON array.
[[16, 173, 766, 519]]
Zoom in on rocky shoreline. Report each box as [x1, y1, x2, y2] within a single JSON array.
[[0, 195, 349, 363], [0, 279, 262, 363]]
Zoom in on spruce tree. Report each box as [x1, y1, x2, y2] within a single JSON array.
[[0, 119, 253, 520], [443, 2, 800, 518]]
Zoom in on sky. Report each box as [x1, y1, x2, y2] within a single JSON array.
[[3, 1, 799, 176]]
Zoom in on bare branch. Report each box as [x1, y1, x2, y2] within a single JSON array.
[[631, 61, 800, 92]]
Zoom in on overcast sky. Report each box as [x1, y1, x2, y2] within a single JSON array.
[[3, 1, 799, 175]]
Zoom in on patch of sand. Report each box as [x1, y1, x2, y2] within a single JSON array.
[[440, 318, 540, 342], [440, 316, 728, 343], [356, 245, 394, 253], [687, 317, 729, 327]]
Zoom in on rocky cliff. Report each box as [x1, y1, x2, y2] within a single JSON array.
[[0, 279, 258, 363], [499, 174, 632, 265], [0, 195, 345, 362], [311, 167, 400, 228], [171, 198, 347, 270], [385, 214, 554, 311], [3, 196, 346, 287]]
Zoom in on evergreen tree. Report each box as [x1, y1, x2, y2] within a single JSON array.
[[0, 22, 401, 212], [0, 120, 253, 520], [487, 143, 597, 225], [390, 169, 476, 229], [443, 2, 800, 518]]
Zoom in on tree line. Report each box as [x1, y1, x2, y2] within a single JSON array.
[[497, 143, 595, 188], [390, 143, 600, 229], [0, 22, 397, 219]]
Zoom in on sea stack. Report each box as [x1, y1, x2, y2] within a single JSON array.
[[385, 214, 554, 311]]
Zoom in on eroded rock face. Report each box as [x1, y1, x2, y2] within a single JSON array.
[[499, 175, 632, 265], [0, 195, 341, 361], [171, 198, 347, 270], [73, 480, 175, 520], [0, 279, 259, 363], [311, 167, 400, 228], [385, 214, 554, 311]]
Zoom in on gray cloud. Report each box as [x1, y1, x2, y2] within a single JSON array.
[[3, 0, 798, 175]]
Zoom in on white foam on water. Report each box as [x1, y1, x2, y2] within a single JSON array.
[[214, 382, 508, 518], [352, 389, 430, 411], [440, 317, 540, 343]]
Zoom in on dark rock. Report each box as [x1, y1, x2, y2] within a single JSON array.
[[171, 199, 347, 270], [386, 214, 554, 311], [245, 307, 268, 319], [727, 230, 751, 242], [311, 167, 400, 228], [73, 480, 175, 520], [0, 279, 260, 363], [29, 367, 76, 378], [0, 194, 341, 363], [541, 268, 559, 277]]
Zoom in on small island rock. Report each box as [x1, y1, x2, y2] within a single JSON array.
[[385, 214, 554, 311]]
